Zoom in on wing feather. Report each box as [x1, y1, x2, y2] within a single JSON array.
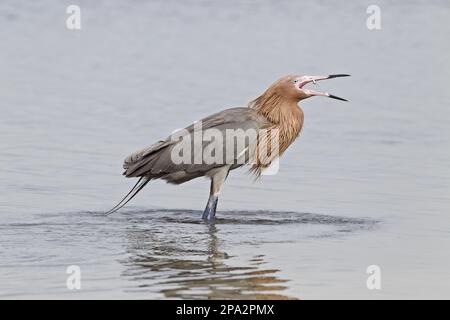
[[122, 107, 268, 182]]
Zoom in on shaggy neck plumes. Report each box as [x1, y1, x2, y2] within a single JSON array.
[[248, 85, 305, 166], [248, 85, 302, 123], [249, 85, 303, 125]]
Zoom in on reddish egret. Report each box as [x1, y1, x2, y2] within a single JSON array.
[[106, 74, 349, 219]]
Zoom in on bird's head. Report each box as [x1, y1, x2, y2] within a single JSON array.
[[274, 74, 350, 102]]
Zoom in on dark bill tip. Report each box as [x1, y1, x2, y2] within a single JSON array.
[[328, 94, 348, 102], [328, 74, 351, 79]]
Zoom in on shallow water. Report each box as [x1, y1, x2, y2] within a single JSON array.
[[0, 209, 377, 299], [1, 0, 449, 299]]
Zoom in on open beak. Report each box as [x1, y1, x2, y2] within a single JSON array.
[[299, 74, 350, 101]]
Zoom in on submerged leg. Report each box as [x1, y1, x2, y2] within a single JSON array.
[[202, 166, 230, 221], [202, 194, 218, 220]]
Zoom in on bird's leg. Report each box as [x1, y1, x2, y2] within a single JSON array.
[[202, 193, 218, 221], [202, 166, 230, 221]]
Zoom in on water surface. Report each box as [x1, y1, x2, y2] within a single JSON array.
[[0, 0, 449, 299]]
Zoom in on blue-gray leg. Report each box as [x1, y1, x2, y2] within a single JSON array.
[[202, 194, 218, 220], [201, 165, 231, 221]]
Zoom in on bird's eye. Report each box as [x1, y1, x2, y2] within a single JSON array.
[[293, 79, 299, 84]]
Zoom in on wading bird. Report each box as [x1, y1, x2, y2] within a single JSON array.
[[106, 74, 349, 219]]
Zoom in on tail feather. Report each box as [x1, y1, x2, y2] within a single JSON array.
[[105, 177, 150, 215]]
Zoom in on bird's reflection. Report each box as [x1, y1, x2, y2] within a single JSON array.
[[120, 216, 293, 299]]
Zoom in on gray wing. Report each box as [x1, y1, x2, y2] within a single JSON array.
[[122, 107, 268, 184]]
